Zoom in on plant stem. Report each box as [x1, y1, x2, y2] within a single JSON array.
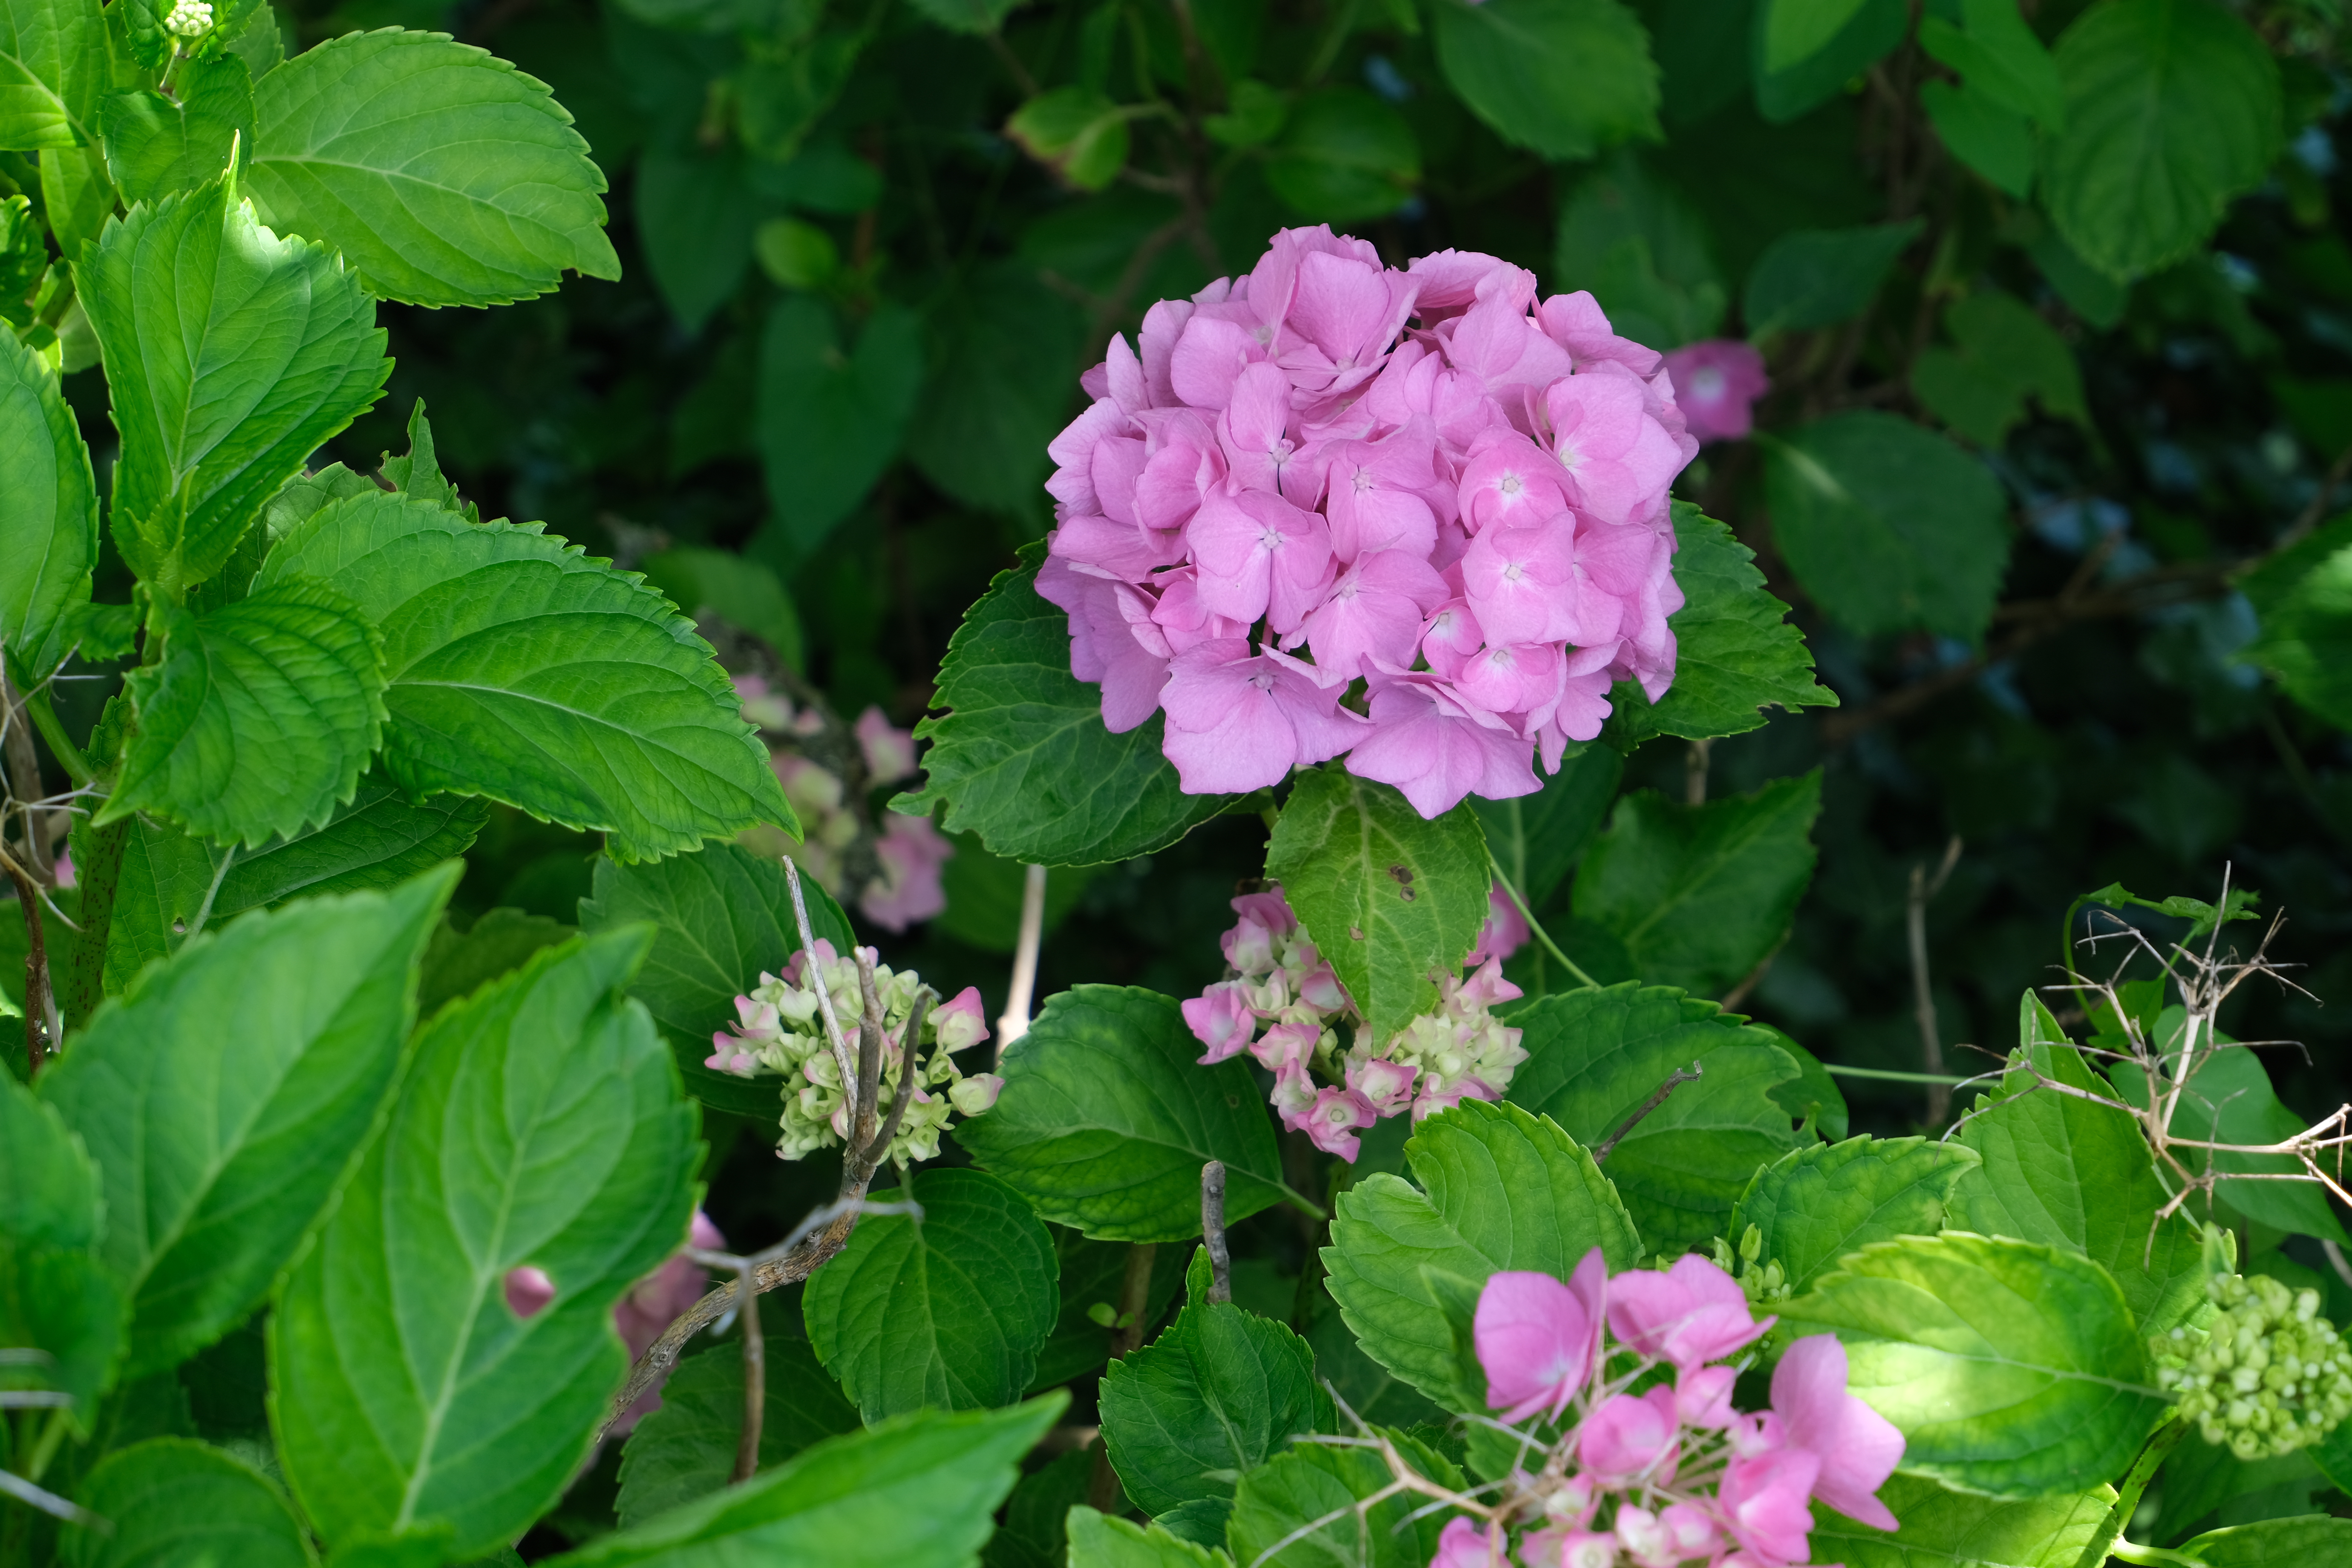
[[1907, 835, 1962, 1125], [2, 856, 54, 1077], [1200, 1161, 1230, 1305], [997, 862, 1046, 1057], [2109, 1542, 2208, 1567], [728, 1258, 763, 1484], [1487, 849, 1597, 989], [22, 691, 89, 789], [1820, 1064, 1967, 1085], [1592, 1063, 1702, 1162]]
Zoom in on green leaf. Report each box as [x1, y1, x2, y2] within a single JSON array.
[[1226, 1429, 1460, 1568], [579, 842, 854, 1114], [953, 985, 1294, 1243], [1743, 221, 1923, 334], [906, 260, 1085, 518], [1067, 1508, 1233, 1568], [1777, 1232, 2168, 1499], [547, 1398, 1064, 1568], [38, 868, 455, 1380], [40, 140, 111, 262], [0, 1241, 121, 1427], [60, 1438, 314, 1568], [1473, 743, 1620, 914], [903, 0, 1023, 34], [0, 1071, 99, 1251], [984, 1446, 1095, 1568], [1504, 982, 1811, 1251], [1949, 997, 2211, 1334], [1920, 79, 2036, 199], [755, 295, 925, 560], [1764, 412, 2011, 642], [1913, 291, 2088, 448], [1734, 1136, 1981, 1297], [1752, 0, 1904, 124], [101, 582, 389, 848], [2180, 1517, 2352, 1565], [1430, 0, 1659, 163], [2239, 514, 2352, 730], [84, 174, 389, 597], [1028, 1228, 1185, 1392], [634, 145, 753, 332], [1920, 0, 2067, 129], [100, 55, 253, 205], [417, 906, 574, 1021], [1604, 504, 1837, 748], [1571, 772, 1821, 997], [2044, 0, 2282, 282], [802, 1167, 1059, 1423], [1554, 152, 1726, 349], [1265, 766, 1491, 1050], [1761, 0, 1871, 74], [1322, 1098, 1642, 1412], [613, 1340, 860, 1528], [1005, 87, 1132, 191], [247, 28, 621, 307], [639, 545, 804, 672], [254, 490, 793, 863], [1805, 1473, 2121, 1568], [896, 549, 1234, 867], [1265, 86, 1420, 224], [937, 838, 1098, 957], [0, 0, 102, 150], [271, 928, 700, 1560], [0, 325, 97, 683], [1098, 1276, 1335, 1514]]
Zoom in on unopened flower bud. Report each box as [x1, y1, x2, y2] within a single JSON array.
[[163, 0, 213, 35]]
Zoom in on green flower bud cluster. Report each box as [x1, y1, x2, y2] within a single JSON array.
[[1694, 1225, 1790, 1305], [2153, 1272, 2352, 1461]]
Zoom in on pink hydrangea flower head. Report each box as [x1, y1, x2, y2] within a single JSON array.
[[949, 1072, 1003, 1115], [1250, 1019, 1324, 1072], [1555, 1530, 1620, 1568], [854, 706, 919, 783], [1467, 887, 1530, 967], [1433, 1517, 1509, 1568], [1578, 1384, 1681, 1486], [1304, 1084, 1378, 1159], [1660, 339, 1770, 445], [1473, 1248, 1608, 1424], [1184, 979, 1258, 1063], [1656, 1503, 1723, 1564], [1159, 641, 1368, 795], [1675, 1362, 1739, 1430], [1772, 1333, 1904, 1531], [1605, 1253, 1773, 1369], [1717, 1447, 1821, 1567], [1270, 1058, 1319, 1127], [861, 813, 952, 932], [1348, 1056, 1419, 1115], [933, 986, 991, 1053], [1348, 670, 1541, 819]]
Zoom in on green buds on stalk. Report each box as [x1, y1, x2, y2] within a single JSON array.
[[2154, 1272, 2352, 1461]]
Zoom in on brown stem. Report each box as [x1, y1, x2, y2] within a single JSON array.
[[60, 817, 124, 1031], [1087, 1241, 1161, 1512], [730, 1259, 763, 1483], [3, 680, 51, 885], [1907, 836, 1964, 1126], [1200, 1162, 1231, 1305], [5, 857, 52, 1077], [1593, 1064, 1703, 1162]]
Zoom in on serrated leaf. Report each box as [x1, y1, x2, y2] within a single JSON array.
[[802, 1166, 1058, 1423], [0, 325, 97, 683], [2240, 514, 2352, 730], [1504, 982, 1810, 1251], [1752, 0, 1905, 124], [1919, 0, 2067, 130], [38, 868, 455, 1380], [247, 28, 620, 307], [100, 54, 252, 204], [1950, 997, 2211, 1334], [2180, 1517, 2352, 1564], [1266, 765, 1491, 1049], [2044, 0, 2282, 282], [546, 1398, 1064, 1568], [255, 490, 793, 862], [103, 581, 388, 848], [955, 985, 1295, 1242], [1429, 0, 1658, 163], [0, 1071, 100, 1251], [1778, 1232, 2168, 1500], [1473, 743, 1620, 914], [1911, 291, 2088, 449], [756, 294, 924, 558], [0, 1241, 120, 1427], [270, 927, 700, 1559], [1099, 1275, 1334, 1515], [896, 548, 1233, 867], [1764, 413, 2009, 642], [417, 906, 574, 1021], [1322, 1098, 1641, 1412], [614, 1340, 859, 1528], [1806, 1473, 2120, 1568], [1067, 1507, 1233, 1568], [83, 175, 389, 597], [1227, 1428, 1461, 1568], [578, 842, 854, 1114], [1571, 772, 1822, 997], [1734, 1135, 1980, 1297], [0, 0, 103, 150], [60, 1439, 313, 1568]]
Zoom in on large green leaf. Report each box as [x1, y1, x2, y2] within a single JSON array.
[[1752, 0, 1905, 123], [255, 490, 793, 862], [1950, 996, 2211, 1334], [83, 174, 389, 598], [1322, 1098, 1641, 1412], [100, 55, 253, 205], [102, 582, 388, 848], [2044, 0, 2281, 281], [1605, 504, 1837, 748], [906, 260, 1085, 518], [2180, 1518, 2352, 1565], [1778, 1233, 2169, 1499], [634, 145, 753, 333], [1429, 0, 1658, 162], [1553, 151, 1726, 350], [38, 868, 453, 1380], [1764, 412, 2010, 642], [60, 1438, 314, 1568], [0, 1242, 121, 1427], [0, 0, 102, 150], [548, 1398, 1063, 1568], [247, 28, 621, 306], [1505, 983, 1810, 1251], [1473, 743, 1620, 914], [1734, 1135, 1980, 1297], [1806, 1473, 2121, 1568], [1226, 1429, 1460, 1568], [1099, 1254, 1335, 1515], [579, 841, 854, 1114], [614, 1340, 860, 1528], [1742, 221, 1922, 334], [896, 548, 1233, 866], [0, 325, 96, 682], [1266, 765, 1491, 1050], [1067, 1508, 1232, 1568], [0, 1070, 98, 1251], [270, 928, 701, 1559], [1265, 86, 1421, 224], [755, 294, 925, 559], [802, 1167, 1059, 1423], [954, 985, 1295, 1243], [1571, 772, 1821, 997], [2240, 514, 2352, 730]]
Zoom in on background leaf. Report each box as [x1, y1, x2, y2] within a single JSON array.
[[2180, 1517, 2352, 1564], [2240, 514, 2352, 729], [1733, 1135, 1980, 1296], [633, 145, 754, 332], [1265, 86, 1419, 224], [0, 326, 96, 681], [1742, 222, 1921, 332], [906, 260, 1085, 518], [1805, 1473, 2121, 1568], [1429, 0, 1659, 162], [614, 1340, 860, 1528], [1473, 744, 1621, 914], [0, 0, 102, 150], [1225, 1429, 1460, 1568], [61, 1438, 314, 1568], [755, 295, 925, 560]]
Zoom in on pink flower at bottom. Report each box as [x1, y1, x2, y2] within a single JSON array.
[[1433, 1517, 1509, 1568], [1660, 339, 1770, 446], [1184, 979, 1259, 1063], [1772, 1333, 1904, 1531], [1717, 1447, 1821, 1567], [506, 1211, 726, 1436], [1304, 1084, 1378, 1159], [1474, 1250, 1608, 1424], [51, 850, 72, 890]]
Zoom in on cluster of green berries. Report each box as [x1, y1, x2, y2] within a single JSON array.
[[2153, 1272, 2352, 1460], [162, 0, 213, 37], [1694, 1225, 1791, 1305]]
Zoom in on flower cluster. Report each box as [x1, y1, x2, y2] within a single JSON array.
[[2153, 1271, 2352, 1461], [1693, 1226, 1792, 1311], [735, 673, 952, 932], [1426, 1251, 1903, 1568], [1038, 225, 1696, 821], [1182, 884, 1530, 1159], [704, 940, 1001, 1164], [162, 0, 214, 37]]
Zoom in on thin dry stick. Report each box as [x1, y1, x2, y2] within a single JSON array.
[[998, 862, 1048, 1057], [2, 677, 51, 885], [1593, 1063, 1703, 1162], [712, 1253, 763, 1483], [854, 948, 887, 1153], [782, 856, 860, 1120], [1907, 836, 1964, 1125], [1201, 1161, 1231, 1305], [2, 848, 54, 1078], [1684, 738, 1712, 807]]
